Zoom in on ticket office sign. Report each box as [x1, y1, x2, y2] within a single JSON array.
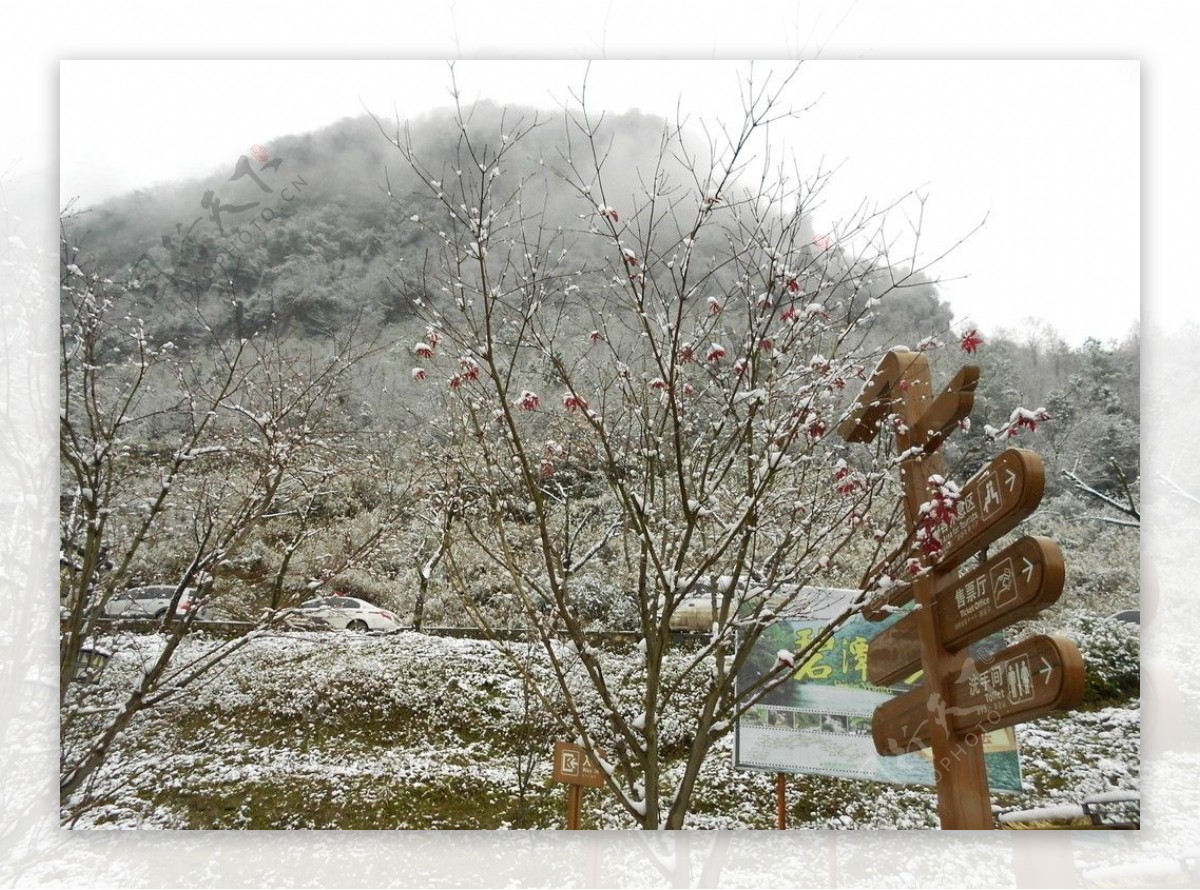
[[868, 536, 1066, 686]]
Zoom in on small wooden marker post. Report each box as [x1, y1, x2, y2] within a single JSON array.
[[566, 784, 583, 831], [839, 349, 1084, 830], [775, 773, 788, 830], [552, 741, 605, 830]]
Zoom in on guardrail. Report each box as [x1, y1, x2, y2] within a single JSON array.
[[65, 618, 259, 636], [998, 791, 1140, 829], [66, 619, 706, 647]]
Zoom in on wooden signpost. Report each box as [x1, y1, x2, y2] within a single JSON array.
[[868, 536, 1066, 687], [862, 448, 1048, 619], [840, 349, 1085, 830], [552, 741, 604, 830], [872, 634, 1085, 753]]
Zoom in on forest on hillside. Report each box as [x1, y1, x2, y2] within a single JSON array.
[[61, 100, 1139, 624]]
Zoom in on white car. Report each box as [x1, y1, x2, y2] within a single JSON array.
[[103, 585, 197, 619], [294, 596, 401, 632]]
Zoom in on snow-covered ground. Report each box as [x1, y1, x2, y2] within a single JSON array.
[[63, 626, 1142, 836]]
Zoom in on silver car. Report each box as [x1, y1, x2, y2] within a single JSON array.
[[102, 585, 197, 619]]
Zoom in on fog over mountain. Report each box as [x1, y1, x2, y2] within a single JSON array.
[[65, 101, 954, 349]]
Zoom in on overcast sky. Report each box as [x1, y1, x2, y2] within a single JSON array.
[[59, 59, 1138, 346]]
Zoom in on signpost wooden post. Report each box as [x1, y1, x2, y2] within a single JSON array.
[[839, 349, 1085, 830], [552, 741, 605, 830], [566, 783, 583, 831]]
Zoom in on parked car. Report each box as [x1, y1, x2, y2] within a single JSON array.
[[102, 585, 197, 619], [278, 610, 334, 631], [293, 596, 401, 632], [671, 596, 715, 632], [668, 583, 857, 631]]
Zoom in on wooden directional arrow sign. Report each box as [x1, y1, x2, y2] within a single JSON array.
[[910, 365, 980, 454], [871, 634, 1085, 756], [863, 449, 1047, 618], [935, 448, 1046, 573], [838, 350, 921, 444], [868, 536, 1066, 687]]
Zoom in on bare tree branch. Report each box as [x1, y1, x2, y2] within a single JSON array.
[[1063, 467, 1140, 524]]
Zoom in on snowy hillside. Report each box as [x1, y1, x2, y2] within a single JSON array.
[[66, 625, 1139, 831]]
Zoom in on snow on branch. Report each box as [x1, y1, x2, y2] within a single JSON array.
[[1063, 467, 1140, 524], [1159, 473, 1200, 509]]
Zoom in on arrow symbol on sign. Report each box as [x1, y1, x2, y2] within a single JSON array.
[[1039, 656, 1054, 684], [1022, 557, 1034, 582], [1005, 468, 1018, 491]]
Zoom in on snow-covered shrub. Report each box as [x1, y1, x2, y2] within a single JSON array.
[[1023, 492, 1139, 613], [1064, 612, 1140, 704], [67, 628, 1143, 829], [1015, 705, 1140, 802], [567, 573, 639, 629]]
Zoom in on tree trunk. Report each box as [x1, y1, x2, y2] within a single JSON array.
[[413, 575, 427, 631]]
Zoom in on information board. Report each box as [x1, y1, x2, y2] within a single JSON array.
[[733, 599, 1023, 792]]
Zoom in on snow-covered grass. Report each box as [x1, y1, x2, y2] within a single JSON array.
[[64, 627, 1140, 831]]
